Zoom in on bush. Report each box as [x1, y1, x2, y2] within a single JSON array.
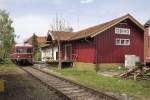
[[34, 51, 41, 61], [0, 58, 4, 64]]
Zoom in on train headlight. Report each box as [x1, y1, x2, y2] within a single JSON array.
[[17, 56, 20, 58]]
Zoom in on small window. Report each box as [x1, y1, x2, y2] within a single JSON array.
[[125, 39, 129, 44], [116, 39, 120, 45], [115, 39, 130, 45], [121, 40, 124, 45], [115, 28, 130, 35]]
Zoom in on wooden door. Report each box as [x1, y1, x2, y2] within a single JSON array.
[[65, 45, 72, 60]]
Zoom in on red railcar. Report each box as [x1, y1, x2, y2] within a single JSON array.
[[10, 44, 33, 65]]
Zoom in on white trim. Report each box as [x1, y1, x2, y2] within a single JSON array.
[[115, 28, 130, 35], [115, 38, 130, 46], [48, 31, 55, 40]]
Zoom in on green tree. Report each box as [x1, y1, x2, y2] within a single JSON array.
[[31, 33, 39, 61], [0, 9, 15, 62]]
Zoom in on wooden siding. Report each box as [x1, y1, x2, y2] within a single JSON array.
[[144, 27, 150, 63], [95, 20, 144, 63], [61, 40, 95, 63], [73, 41, 95, 62], [61, 19, 144, 64]]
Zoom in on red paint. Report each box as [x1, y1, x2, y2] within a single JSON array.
[[11, 54, 33, 59], [95, 20, 144, 63], [10, 45, 33, 65], [61, 19, 144, 63], [66, 45, 72, 60], [144, 27, 150, 63], [61, 40, 95, 62]]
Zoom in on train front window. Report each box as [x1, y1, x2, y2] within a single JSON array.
[[27, 48, 32, 53], [16, 48, 32, 53]]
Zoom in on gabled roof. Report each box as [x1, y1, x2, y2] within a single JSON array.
[[69, 14, 144, 40], [47, 14, 144, 42], [25, 34, 46, 45], [48, 30, 75, 41], [36, 36, 46, 45]]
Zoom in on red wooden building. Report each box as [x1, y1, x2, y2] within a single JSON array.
[[47, 14, 144, 65], [144, 19, 150, 63]]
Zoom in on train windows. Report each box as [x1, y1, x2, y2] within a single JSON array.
[[16, 48, 23, 53], [27, 48, 32, 53], [16, 48, 32, 53]]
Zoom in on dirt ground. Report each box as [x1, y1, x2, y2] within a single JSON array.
[[0, 66, 65, 100]]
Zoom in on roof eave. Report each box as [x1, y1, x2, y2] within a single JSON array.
[[91, 15, 144, 38], [47, 31, 56, 41]]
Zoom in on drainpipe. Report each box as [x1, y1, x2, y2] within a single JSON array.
[[85, 37, 99, 71], [58, 40, 61, 69]]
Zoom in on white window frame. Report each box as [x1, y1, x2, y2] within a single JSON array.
[[115, 38, 130, 46], [115, 28, 130, 35]]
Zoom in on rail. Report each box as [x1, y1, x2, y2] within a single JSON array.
[[21, 66, 120, 100]]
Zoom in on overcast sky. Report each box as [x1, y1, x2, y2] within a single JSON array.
[[0, 0, 150, 43]]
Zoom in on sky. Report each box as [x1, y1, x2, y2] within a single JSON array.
[[0, 0, 150, 43]]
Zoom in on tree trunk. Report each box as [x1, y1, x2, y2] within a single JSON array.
[[58, 40, 61, 69]]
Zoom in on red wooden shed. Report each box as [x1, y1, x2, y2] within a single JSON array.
[[47, 14, 144, 66]]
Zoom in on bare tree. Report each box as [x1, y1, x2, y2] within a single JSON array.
[[49, 14, 73, 69], [49, 14, 73, 32]]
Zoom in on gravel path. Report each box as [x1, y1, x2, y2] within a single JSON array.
[[0, 67, 66, 100]]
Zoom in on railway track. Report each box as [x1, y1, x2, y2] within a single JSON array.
[[21, 66, 119, 100]]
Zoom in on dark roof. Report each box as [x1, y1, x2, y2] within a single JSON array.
[[144, 19, 150, 27]]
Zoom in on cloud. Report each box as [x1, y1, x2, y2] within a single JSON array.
[[12, 15, 52, 43], [52, 0, 63, 5], [80, 0, 95, 4]]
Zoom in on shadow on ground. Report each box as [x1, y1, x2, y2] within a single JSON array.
[[0, 73, 64, 100]]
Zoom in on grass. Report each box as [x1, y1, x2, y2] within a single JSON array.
[[0, 63, 29, 81], [48, 67, 150, 100], [99, 64, 128, 72], [0, 63, 20, 72]]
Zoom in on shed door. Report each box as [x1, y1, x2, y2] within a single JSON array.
[[65, 45, 72, 60]]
